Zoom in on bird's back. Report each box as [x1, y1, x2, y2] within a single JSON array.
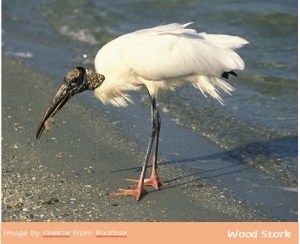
[[94, 23, 248, 106]]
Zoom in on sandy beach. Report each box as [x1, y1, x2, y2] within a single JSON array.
[[2, 56, 275, 222]]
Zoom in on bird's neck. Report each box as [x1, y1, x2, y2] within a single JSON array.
[[85, 68, 105, 90]]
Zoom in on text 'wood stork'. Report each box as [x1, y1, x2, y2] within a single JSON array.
[[36, 23, 248, 201]]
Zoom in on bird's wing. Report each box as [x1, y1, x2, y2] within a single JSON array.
[[120, 23, 248, 81]]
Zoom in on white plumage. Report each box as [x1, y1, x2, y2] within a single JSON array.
[[36, 22, 249, 201], [94, 22, 248, 106]]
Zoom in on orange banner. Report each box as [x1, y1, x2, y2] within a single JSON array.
[[1, 222, 298, 244]]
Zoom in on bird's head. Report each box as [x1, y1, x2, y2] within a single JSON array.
[[36, 67, 105, 139]]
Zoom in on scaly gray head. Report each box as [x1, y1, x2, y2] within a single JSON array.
[[36, 67, 105, 139]]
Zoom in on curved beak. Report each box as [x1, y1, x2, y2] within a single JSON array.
[[36, 82, 72, 140]]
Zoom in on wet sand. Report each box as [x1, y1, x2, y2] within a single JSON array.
[[2, 56, 272, 222]]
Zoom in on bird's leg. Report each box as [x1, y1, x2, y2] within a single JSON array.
[[126, 97, 165, 189], [142, 100, 166, 189], [109, 96, 159, 201]]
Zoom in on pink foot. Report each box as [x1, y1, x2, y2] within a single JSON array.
[[126, 174, 166, 190], [108, 187, 148, 201]]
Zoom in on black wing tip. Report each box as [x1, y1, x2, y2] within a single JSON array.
[[221, 71, 238, 79]]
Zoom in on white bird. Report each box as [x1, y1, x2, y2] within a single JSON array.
[[36, 22, 248, 201]]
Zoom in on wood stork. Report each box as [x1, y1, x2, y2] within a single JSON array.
[[36, 22, 248, 201]]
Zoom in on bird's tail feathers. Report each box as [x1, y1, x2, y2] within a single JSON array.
[[191, 76, 235, 105]]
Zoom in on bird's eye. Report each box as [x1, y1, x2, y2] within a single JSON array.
[[68, 77, 81, 86], [70, 78, 78, 84]]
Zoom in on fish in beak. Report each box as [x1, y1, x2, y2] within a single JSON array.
[[36, 67, 104, 139]]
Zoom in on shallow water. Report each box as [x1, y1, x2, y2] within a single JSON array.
[[3, 0, 297, 219]]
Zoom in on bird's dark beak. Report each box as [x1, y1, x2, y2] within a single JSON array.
[[36, 67, 104, 140], [36, 80, 75, 140]]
